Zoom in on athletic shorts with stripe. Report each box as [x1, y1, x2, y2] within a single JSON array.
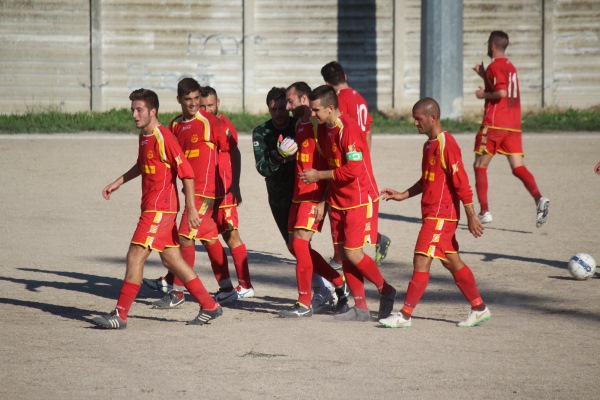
[[329, 205, 371, 250], [178, 196, 219, 241], [474, 126, 524, 156], [131, 211, 180, 251], [414, 218, 459, 261], [287, 201, 324, 233]]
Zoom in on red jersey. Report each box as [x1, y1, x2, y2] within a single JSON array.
[[216, 114, 239, 206], [169, 110, 230, 199], [321, 114, 378, 209], [419, 131, 473, 220], [293, 117, 328, 202], [482, 57, 521, 131], [337, 87, 373, 135], [137, 125, 194, 213]]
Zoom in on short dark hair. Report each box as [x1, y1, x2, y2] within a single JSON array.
[[320, 61, 346, 86], [309, 85, 338, 109], [286, 81, 312, 98], [489, 31, 509, 50], [201, 85, 218, 99], [266, 86, 286, 105], [129, 88, 159, 113], [177, 77, 201, 98], [413, 97, 440, 118]]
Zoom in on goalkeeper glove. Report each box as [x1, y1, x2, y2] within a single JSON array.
[[277, 135, 298, 158]]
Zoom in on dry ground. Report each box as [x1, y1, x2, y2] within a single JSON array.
[[0, 132, 599, 399]]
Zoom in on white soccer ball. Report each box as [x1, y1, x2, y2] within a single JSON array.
[[567, 253, 596, 280]]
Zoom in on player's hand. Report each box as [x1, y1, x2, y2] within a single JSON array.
[[473, 62, 485, 78], [475, 86, 485, 99], [102, 182, 120, 200], [187, 207, 201, 229], [380, 188, 406, 202], [464, 204, 484, 238], [315, 201, 326, 222], [277, 135, 298, 158], [299, 169, 319, 183], [595, 162, 600, 175]]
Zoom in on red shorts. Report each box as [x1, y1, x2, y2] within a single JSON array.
[[131, 211, 180, 251], [178, 196, 219, 241], [215, 205, 240, 233], [414, 218, 459, 261], [288, 201, 324, 233], [474, 126, 523, 156], [329, 205, 370, 250]]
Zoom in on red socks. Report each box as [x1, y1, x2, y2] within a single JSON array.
[[512, 166, 541, 202], [453, 265, 485, 310], [310, 248, 344, 287], [231, 244, 252, 289], [474, 166, 489, 214], [173, 244, 196, 287], [115, 280, 141, 321], [292, 238, 313, 306], [401, 271, 429, 318], [205, 240, 230, 284], [342, 261, 367, 309], [185, 277, 218, 310]]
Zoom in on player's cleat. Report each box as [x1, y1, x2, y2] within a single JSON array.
[[311, 285, 335, 313], [328, 258, 343, 271], [379, 312, 412, 328], [142, 276, 171, 294], [457, 307, 491, 328], [236, 285, 255, 299], [334, 281, 350, 313], [278, 302, 313, 318], [378, 287, 397, 319], [214, 287, 238, 304], [375, 234, 392, 265], [478, 211, 493, 224], [536, 197, 549, 228], [92, 309, 127, 330], [151, 290, 185, 309], [186, 306, 223, 326], [334, 306, 371, 322]]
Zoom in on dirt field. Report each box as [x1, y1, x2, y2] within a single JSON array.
[[0, 132, 598, 400]]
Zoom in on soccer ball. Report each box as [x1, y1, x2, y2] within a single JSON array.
[[567, 253, 596, 280]]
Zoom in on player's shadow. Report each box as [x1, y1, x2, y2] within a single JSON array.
[[0, 297, 100, 324], [457, 223, 532, 234], [1, 267, 123, 300], [378, 212, 421, 225], [461, 251, 564, 270]]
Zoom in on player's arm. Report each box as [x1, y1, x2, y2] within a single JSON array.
[[181, 178, 200, 229], [230, 144, 243, 204], [464, 203, 483, 238], [380, 181, 422, 202], [475, 67, 507, 100], [475, 88, 507, 100], [102, 164, 141, 200], [252, 125, 284, 177]]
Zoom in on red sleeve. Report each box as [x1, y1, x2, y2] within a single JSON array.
[[163, 130, 194, 180], [442, 134, 473, 205], [489, 63, 507, 92], [213, 118, 230, 153], [332, 123, 366, 182]]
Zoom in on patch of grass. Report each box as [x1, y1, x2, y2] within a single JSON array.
[[0, 107, 598, 134]]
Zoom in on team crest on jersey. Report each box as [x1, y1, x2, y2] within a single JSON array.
[[302, 139, 309, 147], [147, 150, 154, 159], [429, 157, 436, 165], [191, 134, 198, 143], [332, 144, 337, 153]]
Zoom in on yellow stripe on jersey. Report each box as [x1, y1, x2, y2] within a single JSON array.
[[437, 132, 447, 172], [195, 112, 211, 142], [153, 127, 169, 166]]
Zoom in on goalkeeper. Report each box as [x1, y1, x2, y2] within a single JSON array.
[[252, 87, 299, 242]]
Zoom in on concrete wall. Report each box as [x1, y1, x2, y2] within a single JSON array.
[[0, 0, 598, 115]]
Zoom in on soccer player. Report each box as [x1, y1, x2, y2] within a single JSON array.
[[252, 87, 298, 243], [378, 97, 490, 329], [142, 78, 237, 308], [321, 61, 391, 266], [278, 82, 349, 318], [199, 86, 254, 299], [299, 85, 396, 322], [92, 88, 222, 329], [472, 31, 549, 227]]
